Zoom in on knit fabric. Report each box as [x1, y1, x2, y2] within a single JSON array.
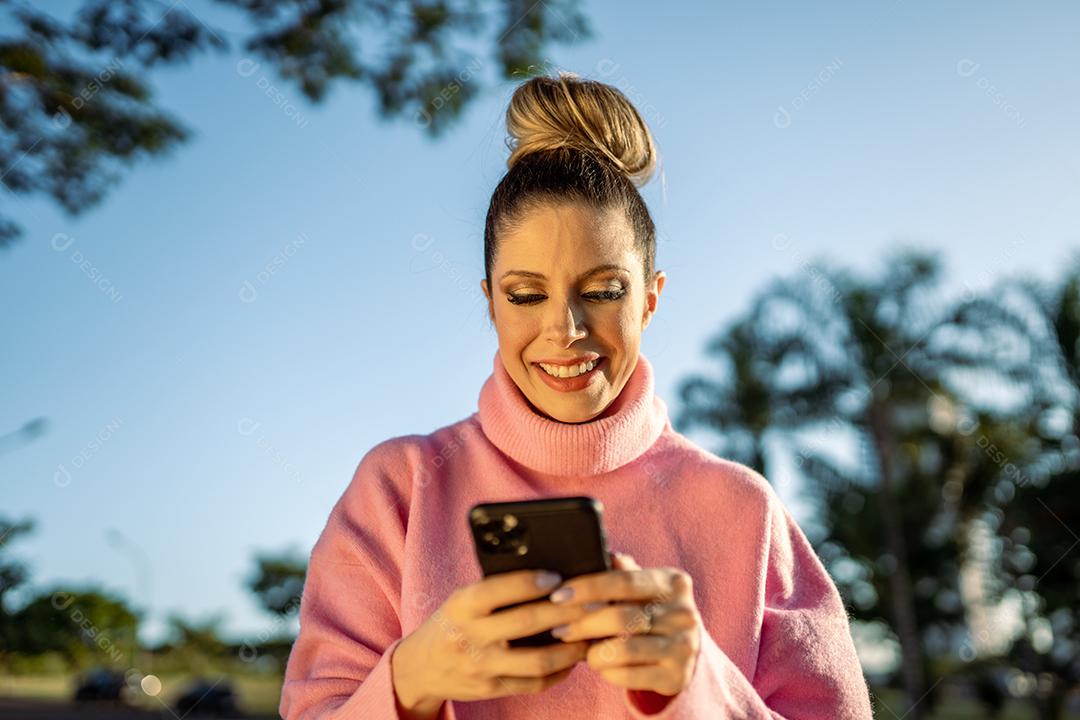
[[279, 349, 874, 719], [476, 351, 669, 476]]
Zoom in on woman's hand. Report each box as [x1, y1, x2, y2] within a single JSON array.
[[546, 553, 702, 698], [391, 569, 593, 718]]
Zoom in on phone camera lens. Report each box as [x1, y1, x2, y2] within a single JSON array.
[[478, 517, 527, 555]]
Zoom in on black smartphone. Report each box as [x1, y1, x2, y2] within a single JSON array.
[[468, 495, 612, 647]]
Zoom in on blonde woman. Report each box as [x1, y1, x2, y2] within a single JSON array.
[[279, 71, 873, 719]]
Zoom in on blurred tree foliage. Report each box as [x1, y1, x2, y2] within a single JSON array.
[[235, 547, 308, 668], [0, 0, 591, 247], [963, 266, 1080, 720], [0, 515, 36, 663], [245, 547, 306, 617], [8, 586, 141, 668], [1, 518, 145, 671], [676, 249, 1079, 719], [0, 525, 310, 674], [163, 612, 229, 667]]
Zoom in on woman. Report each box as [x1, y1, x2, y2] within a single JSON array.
[[278, 72, 873, 719]]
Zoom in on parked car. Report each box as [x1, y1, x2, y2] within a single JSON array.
[[73, 666, 127, 702], [174, 678, 241, 717]]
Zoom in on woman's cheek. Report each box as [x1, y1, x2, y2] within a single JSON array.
[[611, 308, 639, 336]]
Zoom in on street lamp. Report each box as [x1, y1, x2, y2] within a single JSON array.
[[104, 528, 155, 688]]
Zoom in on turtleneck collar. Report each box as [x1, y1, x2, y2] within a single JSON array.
[[476, 349, 670, 477]]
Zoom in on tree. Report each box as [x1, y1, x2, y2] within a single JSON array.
[[9, 586, 141, 669], [0, 515, 35, 663], [678, 249, 1046, 718], [164, 611, 228, 668], [0, 0, 591, 247], [245, 547, 306, 618], [676, 316, 789, 476], [954, 263, 1080, 719], [236, 548, 307, 668]]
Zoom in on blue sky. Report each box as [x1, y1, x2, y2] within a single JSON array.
[[2, 0, 1077, 646]]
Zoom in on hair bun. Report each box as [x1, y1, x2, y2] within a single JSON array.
[[504, 71, 658, 188]]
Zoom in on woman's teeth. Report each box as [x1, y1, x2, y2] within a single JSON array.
[[538, 358, 599, 378]]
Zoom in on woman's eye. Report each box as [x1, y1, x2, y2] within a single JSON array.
[[506, 289, 625, 305], [586, 289, 626, 301], [506, 294, 544, 305]]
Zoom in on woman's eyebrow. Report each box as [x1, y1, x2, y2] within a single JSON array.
[[499, 263, 629, 281]]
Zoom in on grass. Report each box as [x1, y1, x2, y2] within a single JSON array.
[[0, 672, 283, 716]]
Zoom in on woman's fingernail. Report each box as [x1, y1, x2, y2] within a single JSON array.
[[583, 601, 606, 612], [536, 571, 562, 589], [551, 624, 570, 638], [549, 586, 575, 603]]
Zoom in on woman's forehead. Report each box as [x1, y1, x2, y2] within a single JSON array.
[[496, 243, 638, 280], [496, 204, 637, 270]]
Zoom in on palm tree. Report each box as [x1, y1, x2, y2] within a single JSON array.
[[675, 317, 778, 475], [679, 248, 1050, 717], [948, 263, 1080, 719]]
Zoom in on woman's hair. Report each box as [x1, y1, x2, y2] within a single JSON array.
[[483, 71, 660, 293]]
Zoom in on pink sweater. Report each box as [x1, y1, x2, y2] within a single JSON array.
[[279, 350, 874, 719]]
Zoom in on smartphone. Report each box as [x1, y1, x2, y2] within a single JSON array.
[[468, 495, 612, 647]]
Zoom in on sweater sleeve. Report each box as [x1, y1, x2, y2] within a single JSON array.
[[621, 488, 873, 719], [278, 442, 456, 720]]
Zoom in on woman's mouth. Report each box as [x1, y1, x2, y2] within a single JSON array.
[[532, 356, 606, 392]]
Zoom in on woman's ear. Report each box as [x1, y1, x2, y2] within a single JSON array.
[[480, 278, 495, 325], [641, 270, 666, 331]]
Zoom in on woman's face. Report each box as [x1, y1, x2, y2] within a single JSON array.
[[481, 201, 665, 423]]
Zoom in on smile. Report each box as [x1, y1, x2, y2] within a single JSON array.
[[532, 357, 606, 392]]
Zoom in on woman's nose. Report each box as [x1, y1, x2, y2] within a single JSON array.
[[543, 297, 587, 344]]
